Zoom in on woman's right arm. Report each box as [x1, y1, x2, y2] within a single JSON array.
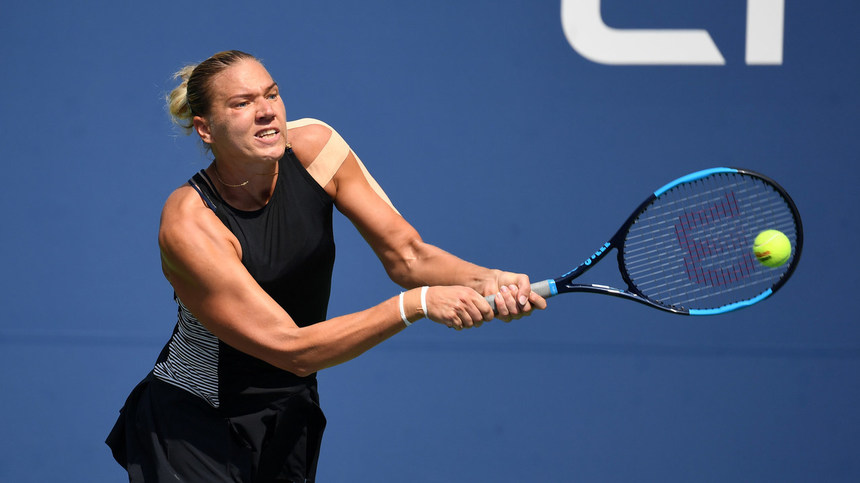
[[158, 185, 489, 376]]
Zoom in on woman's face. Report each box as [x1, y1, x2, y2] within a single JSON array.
[[194, 59, 288, 164]]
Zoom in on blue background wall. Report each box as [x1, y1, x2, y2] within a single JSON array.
[[1, 1, 858, 481]]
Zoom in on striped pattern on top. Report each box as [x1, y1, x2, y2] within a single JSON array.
[[623, 172, 798, 311], [152, 298, 220, 408]]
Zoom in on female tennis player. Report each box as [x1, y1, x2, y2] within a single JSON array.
[[106, 50, 545, 482]]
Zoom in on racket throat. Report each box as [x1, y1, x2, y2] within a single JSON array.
[[565, 283, 688, 314]]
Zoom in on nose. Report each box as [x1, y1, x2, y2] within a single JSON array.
[[256, 98, 275, 120]]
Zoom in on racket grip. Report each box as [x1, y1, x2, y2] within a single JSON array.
[[485, 279, 555, 313]]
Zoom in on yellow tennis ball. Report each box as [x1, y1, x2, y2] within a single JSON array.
[[753, 229, 791, 268]]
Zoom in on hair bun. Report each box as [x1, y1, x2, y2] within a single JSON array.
[[166, 64, 197, 134]]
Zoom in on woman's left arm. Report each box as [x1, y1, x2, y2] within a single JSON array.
[[329, 149, 546, 320]]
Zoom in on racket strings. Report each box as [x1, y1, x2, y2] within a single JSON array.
[[622, 173, 798, 310]]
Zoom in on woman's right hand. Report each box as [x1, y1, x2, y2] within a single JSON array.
[[422, 286, 495, 330]]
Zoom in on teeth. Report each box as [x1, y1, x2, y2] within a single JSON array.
[[257, 129, 277, 138]]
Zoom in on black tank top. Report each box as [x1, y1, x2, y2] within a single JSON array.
[[154, 148, 335, 414]]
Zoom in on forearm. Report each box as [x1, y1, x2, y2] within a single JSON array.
[[267, 289, 425, 375], [381, 236, 543, 316], [385, 238, 500, 294]]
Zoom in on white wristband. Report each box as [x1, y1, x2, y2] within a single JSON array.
[[420, 286, 429, 317], [399, 292, 411, 326]]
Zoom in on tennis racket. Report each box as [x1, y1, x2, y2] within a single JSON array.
[[488, 167, 802, 315]]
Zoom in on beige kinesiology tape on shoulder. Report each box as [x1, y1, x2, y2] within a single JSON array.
[[288, 119, 399, 214]]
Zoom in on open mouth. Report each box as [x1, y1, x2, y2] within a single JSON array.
[[255, 128, 279, 139]]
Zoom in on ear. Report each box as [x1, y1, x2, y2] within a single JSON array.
[[193, 116, 213, 144]]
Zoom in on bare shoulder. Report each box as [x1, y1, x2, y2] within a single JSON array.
[[159, 184, 240, 263], [160, 184, 207, 233], [287, 118, 335, 168]]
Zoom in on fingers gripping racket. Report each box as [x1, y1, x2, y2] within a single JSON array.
[[488, 167, 802, 315]]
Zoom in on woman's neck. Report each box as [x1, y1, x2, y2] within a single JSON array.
[[207, 158, 280, 211]]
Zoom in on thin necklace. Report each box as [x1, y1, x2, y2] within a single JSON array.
[[212, 163, 280, 188], [212, 159, 278, 188], [213, 160, 250, 188]]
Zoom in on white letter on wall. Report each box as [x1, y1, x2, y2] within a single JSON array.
[[746, 0, 784, 65], [561, 0, 725, 65]]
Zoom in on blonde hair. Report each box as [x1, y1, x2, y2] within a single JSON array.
[[166, 50, 258, 135]]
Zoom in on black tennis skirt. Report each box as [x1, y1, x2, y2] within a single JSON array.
[[106, 372, 326, 482]]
